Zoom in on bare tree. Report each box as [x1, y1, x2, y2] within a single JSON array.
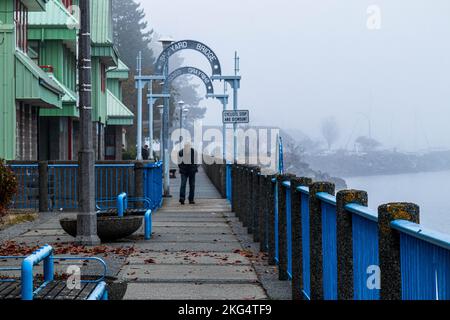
[[321, 117, 340, 150]]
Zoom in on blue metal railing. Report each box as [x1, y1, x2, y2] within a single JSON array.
[[143, 162, 163, 210], [345, 204, 380, 300], [392, 220, 450, 300], [48, 164, 79, 211], [9, 164, 39, 210], [9, 162, 163, 212], [273, 178, 279, 264], [298, 186, 311, 300], [283, 181, 293, 279], [225, 165, 450, 301], [317, 192, 338, 300], [226, 164, 232, 202], [95, 164, 134, 208]]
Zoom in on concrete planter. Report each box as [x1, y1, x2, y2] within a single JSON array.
[[60, 216, 143, 242]]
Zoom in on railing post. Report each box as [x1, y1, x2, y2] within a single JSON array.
[[38, 161, 49, 212], [336, 190, 368, 300], [252, 168, 261, 243], [236, 165, 243, 221], [231, 164, 238, 215], [378, 202, 420, 300], [309, 181, 335, 300], [242, 166, 250, 229], [257, 171, 265, 249], [267, 174, 277, 266], [134, 162, 144, 199], [290, 177, 313, 300], [220, 162, 226, 198], [248, 166, 260, 235], [277, 173, 296, 281]]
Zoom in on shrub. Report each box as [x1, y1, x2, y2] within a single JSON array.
[[122, 145, 137, 161], [0, 160, 18, 217]]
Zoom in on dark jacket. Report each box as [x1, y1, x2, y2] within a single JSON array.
[[142, 148, 150, 160], [178, 148, 199, 175]]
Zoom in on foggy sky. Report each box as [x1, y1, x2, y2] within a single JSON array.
[[139, 0, 450, 152]]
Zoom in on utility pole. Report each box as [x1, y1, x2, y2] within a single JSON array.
[[136, 51, 143, 161], [148, 83, 154, 160], [159, 37, 174, 198], [76, 0, 100, 246], [233, 51, 240, 162]]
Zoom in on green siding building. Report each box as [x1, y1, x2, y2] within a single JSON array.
[[0, 0, 133, 161]]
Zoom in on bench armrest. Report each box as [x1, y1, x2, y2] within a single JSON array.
[[21, 245, 54, 301]]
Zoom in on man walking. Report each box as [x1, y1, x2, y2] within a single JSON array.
[[142, 145, 150, 160], [178, 143, 199, 205]]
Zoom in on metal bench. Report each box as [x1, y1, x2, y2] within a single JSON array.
[[0, 245, 108, 300], [97, 193, 153, 240]]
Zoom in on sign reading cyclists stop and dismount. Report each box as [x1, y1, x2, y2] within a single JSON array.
[[223, 110, 250, 124]]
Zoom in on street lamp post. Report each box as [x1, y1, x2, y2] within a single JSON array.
[[76, 0, 100, 246], [177, 100, 185, 144], [136, 51, 143, 161], [148, 84, 154, 160], [156, 105, 164, 160], [158, 37, 175, 198]]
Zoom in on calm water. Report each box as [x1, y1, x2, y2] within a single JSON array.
[[346, 170, 450, 235]]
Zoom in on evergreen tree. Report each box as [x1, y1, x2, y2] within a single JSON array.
[[112, 0, 155, 70], [112, 0, 206, 150]]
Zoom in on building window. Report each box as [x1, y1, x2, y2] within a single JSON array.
[[62, 0, 72, 8], [101, 64, 106, 93], [14, 0, 28, 53]]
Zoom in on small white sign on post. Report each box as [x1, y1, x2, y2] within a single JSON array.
[[223, 110, 250, 124]]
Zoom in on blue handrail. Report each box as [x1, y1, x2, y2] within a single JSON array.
[[297, 186, 309, 195], [316, 192, 337, 206], [345, 203, 378, 222], [391, 220, 450, 251]]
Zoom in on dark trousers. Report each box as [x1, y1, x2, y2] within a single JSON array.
[[180, 173, 196, 202]]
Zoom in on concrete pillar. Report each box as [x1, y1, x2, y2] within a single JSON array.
[[247, 166, 260, 235], [252, 169, 261, 243], [309, 182, 335, 300], [378, 203, 420, 300], [267, 174, 277, 266], [231, 164, 238, 215], [242, 166, 250, 229], [277, 174, 296, 281], [134, 161, 145, 199], [235, 166, 243, 221], [290, 177, 313, 300], [336, 190, 368, 300], [258, 173, 268, 252], [38, 161, 49, 212]]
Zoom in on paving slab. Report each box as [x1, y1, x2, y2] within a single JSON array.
[[137, 233, 238, 243], [21, 229, 68, 237], [119, 265, 258, 283], [126, 241, 242, 253], [127, 252, 252, 266], [151, 226, 233, 235], [152, 222, 230, 228], [123, 283, 267, 300]]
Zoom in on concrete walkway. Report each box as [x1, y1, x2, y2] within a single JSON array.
[[120, 167, 268, 300], [1, 167, 289, 300]]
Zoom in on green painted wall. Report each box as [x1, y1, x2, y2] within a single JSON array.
[[38, 40, 77, 117], [92, 57, 107, 124], [0, 0, 16, 160], [107, 78, 122, 100]]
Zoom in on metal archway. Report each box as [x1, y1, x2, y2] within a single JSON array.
[[155, 40, 222, 76], [163, 67, 214, 96]]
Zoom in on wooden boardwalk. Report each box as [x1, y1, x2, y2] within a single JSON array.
[[121, 167, 268, 300]]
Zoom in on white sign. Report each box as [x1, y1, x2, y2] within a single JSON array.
[[223, 110, 250, 124]]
